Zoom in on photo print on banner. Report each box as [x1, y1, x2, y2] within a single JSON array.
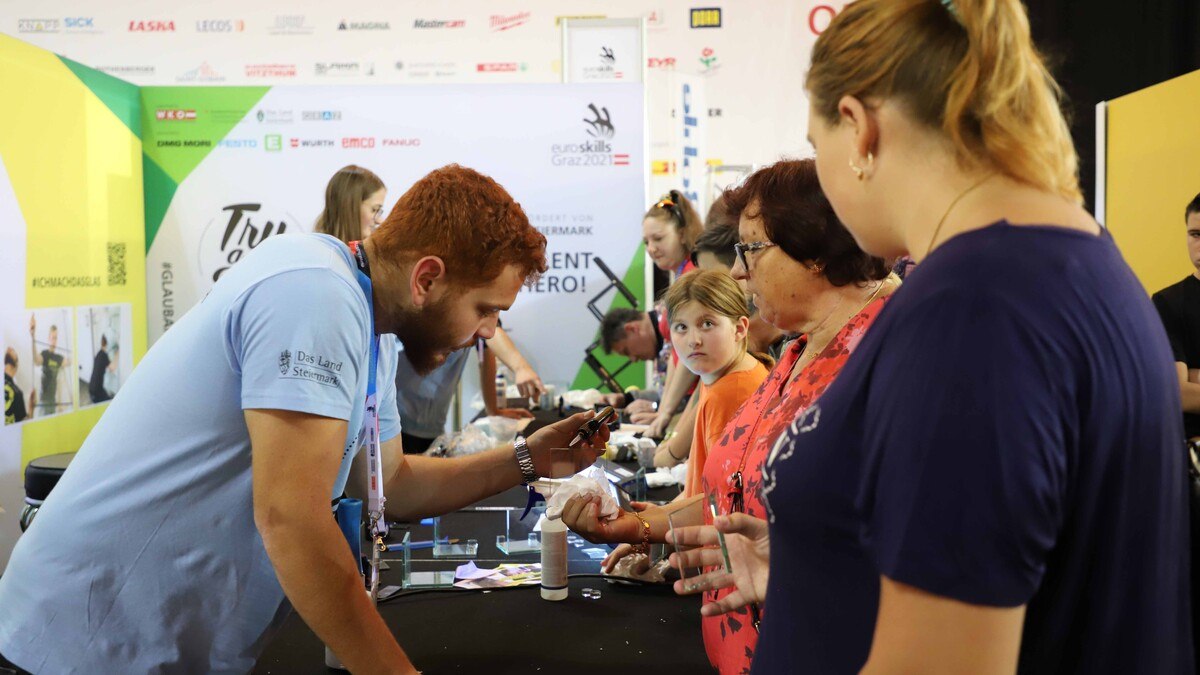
[[75, 304, 132, 408]]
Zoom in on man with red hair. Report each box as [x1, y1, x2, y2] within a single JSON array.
[[0, 165, 605, 675]]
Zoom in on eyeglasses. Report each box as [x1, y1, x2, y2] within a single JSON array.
[[733, 241, 777, 275]]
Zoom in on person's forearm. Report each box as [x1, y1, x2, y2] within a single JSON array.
[[481, 347, 500, 414], [659, 362, 697, 417], [259, 513, 414, 674], [486, 327, 532, 374], [1182, 381, 1200, 415], [385, 445, 523, 521], [638, 495, 704, 543]]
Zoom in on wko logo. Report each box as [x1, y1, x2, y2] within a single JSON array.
[[155, 109, 196, 121], [551, 103, 629, 168], [129, 20, 175, 32]]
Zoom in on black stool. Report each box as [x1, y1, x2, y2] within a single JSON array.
[[20, 452, 75, 532]]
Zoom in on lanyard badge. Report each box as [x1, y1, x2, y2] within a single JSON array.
[[350, 241, 387, 602]]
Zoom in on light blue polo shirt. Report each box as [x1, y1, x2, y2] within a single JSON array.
[[0, 233, 400, 674]]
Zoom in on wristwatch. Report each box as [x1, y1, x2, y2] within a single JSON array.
[[513, 436, 537, 485]]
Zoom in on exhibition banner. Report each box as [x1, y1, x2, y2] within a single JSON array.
[[0, 34, 147, 566], [141, 83, 647, 391]]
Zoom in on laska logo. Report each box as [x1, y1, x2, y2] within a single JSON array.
[[338, 20, 390, 30], [342, 137, 376, 149], [199, 203, 292, 281], [129, 20, 175, 32], [490, 11, 531, 31], [196, 19, 243, 32], [155, 109, 196, 121], [414, 19, 465, 29]]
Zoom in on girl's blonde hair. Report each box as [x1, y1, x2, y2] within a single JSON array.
[[806, 0, 1081, 203], [315, 165, 386, 243], [664, 269, 773, 367]]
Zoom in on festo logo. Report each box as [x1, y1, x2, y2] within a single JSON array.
[[129, 20, 175, 32], [490, 12, 531, 31], [342, 137, 376, 149], [196, 19, 244, 32]]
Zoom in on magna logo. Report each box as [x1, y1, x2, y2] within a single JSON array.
[[342, 137, 376, 149], [155, 109, 196, 121], [129, 20, 175, 32]]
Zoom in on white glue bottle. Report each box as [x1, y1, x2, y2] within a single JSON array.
[[540, 515, 568, 600]]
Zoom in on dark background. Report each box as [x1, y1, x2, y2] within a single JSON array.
[[1025, 0, 1200, 211]]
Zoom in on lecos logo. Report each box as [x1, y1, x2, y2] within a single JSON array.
[[551, 103, 630, 168], [198, 203, 294, 281]]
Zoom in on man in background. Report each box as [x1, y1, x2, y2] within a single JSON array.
[[1152, 192, 1200, 440], [4, 347, 27, 424], [30, 316, 67, 416]]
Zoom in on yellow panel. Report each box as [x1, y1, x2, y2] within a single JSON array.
[[1106, 69, 1200, 295], [0, 34, 147, 467]]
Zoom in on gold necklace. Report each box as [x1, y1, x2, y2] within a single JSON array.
[[793, 279, 887, 380], [924, 174, 993, 259]]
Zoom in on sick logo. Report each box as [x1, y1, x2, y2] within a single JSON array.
[[279, 349, 291, 374], [599, 46, 615, 64], [583, 103, 614, 139]]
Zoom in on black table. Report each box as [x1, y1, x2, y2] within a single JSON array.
[[253, 411, 709, 674]]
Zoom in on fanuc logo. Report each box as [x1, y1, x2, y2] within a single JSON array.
[[550, 103, 629, 168]]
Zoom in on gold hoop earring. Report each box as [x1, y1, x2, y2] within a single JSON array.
[[849, 157, 864, 180]]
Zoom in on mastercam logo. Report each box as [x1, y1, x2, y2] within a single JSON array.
[[413, 19, 465, 29]]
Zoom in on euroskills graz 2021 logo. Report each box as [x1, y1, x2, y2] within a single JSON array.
[[550, 103, 630, 167]]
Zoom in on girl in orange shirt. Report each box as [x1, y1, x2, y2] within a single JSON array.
[[660, 269, 771, 497]]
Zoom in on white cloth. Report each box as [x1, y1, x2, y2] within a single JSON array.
[[544, 465, 620, 520]]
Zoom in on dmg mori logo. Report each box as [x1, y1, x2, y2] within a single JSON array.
[[198, 203, 293, 281]]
